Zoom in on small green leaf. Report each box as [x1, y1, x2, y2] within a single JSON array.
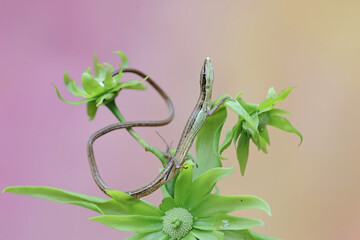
[[266, 87, 277, 99], [224, 230, 283, 240], [223, 230, 254, 240], [194, 105, 227, 178], [63, 71, 89, 97], [193, 215, 264, 231], [122, 83, 147, 90], [212, 107, 228, 160], [174, 163, 193, 206], [218, 129, 233, 157], [251, 134, 267, 153], [182, 234, 197, 240], [268, 115, 303, 145], [93, 54, 107, 82], [260, 127, 270, 145], [81, 70, 104, 96], [95, 92, 116, 107], [190, 229, 224, 240], [258, 87, 297, 110], [236, 97, 258, 115], [267, 108, 291, 115], [87, 101, 97, 120], [187, 167, 234, 209], [114, 77, 149, 91], [233, 122, 243, 147], [113, 51, 129, 68], [2, 186, 127, 215], [242, 112, 259, 142], [103, 69, 115, 90], [105, 190, 164, 217], [103, 62, 115, 73], [236, 133, 251, 176], [113, 68, 123, 83], [159, 197, 175, 212], [248, 230, 283, 240], [225, 100, 258, 133], [161, 184, 172, 199], [258, 107, 273, 114], [53, 84, 94, 105], [191, 194, 271, 217], [93, 54, 101, 77], [90, 215, 162, 233], [124, 231, 169, 240], [218, 122, 241, 160]]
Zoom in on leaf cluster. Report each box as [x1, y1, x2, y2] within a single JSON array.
[[195, 87, 302, 177]]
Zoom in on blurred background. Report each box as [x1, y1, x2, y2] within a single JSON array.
[[1, 0, 360, 239]]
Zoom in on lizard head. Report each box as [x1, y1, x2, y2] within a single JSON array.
[[200, 57, 214, 94]]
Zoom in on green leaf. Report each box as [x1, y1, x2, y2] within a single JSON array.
[[233, 122, 243, 147], [225, 100, 258, 133], [236, 97, 258, 115], [266, 87, 277, 99], [103, 69, 115, 90], [87, 101, 97, 120], [248, 230, 283, 240], [164, 171, 179, 199], [159, 197, 175, 212], [236, 133, 251, 176], [182, 234, 197, 240], [93, 54, 107, 82], [187, 167, 234, 209], [194, 105, 227, 179], [218, 128, 234, 159], [190, 229, 224, 240], [259, 127, 270, 145], [212, 108, 228, 160], [103, 62, 115, 73], [242, 113, 259, 142], [267, 108, 291, 115], [53, 84, 95, 105], [174, 163, 193, 206], [124, 231, 169, 240], [161, 184, 172, 199], [258, 87, 297, 110], [63, 71, 89, 97], [113, 78, 149, 91], [95, 92, 116, 107], [191, 194, 271, 218], [251, 134, 267, 153], [268, 115, 303, 145], [90, 215, 162, 233], [218, 121, 241, 160], [81, 70, 104, 96], [105, 190, 164, 217], [223, 230, 254, 240], [113, 68, 123, 83], [224, 230, 283, 240], [113, 50, 129, 68], [193, 215, 264, 231], [122, 83, 147, 90], [258, 107, 273, 114], [2, 186, 127, 215]]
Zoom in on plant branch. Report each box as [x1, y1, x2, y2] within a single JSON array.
[[105, 100, 168, 166]]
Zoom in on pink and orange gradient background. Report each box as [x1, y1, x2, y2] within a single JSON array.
[[1, 1, 360, 239]]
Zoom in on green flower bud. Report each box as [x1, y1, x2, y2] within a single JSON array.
[[258, 112, 270, 132], [162, 207, 193, 240]]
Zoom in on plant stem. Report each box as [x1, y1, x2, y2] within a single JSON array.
[[105, 100, 168, 166]]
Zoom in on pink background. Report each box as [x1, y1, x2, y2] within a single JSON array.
[[1, 1, 360, 239]]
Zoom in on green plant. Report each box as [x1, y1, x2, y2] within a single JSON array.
[[3, 52, 302, 239]]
